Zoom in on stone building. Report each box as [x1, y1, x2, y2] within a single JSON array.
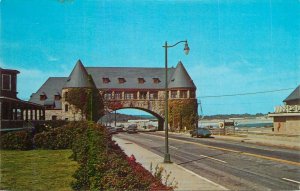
[[268, 85, 300, 134], [30, 60, 198, 130], [0, 67, 45, 129]]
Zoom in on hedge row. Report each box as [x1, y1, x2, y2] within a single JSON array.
[[0, 121, 171, 190]]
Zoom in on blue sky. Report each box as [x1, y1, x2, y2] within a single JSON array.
[[0, 0, 299, 115]]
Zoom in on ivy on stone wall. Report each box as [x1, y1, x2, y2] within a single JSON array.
[[168, 99, 198, 131], [66, 88, 104, 122]]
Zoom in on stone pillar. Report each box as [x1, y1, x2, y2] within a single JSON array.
[[122, 92, 125, 100], [187, 90, 190, 98], [146, 91, 149, 100], [158, 118, 164, 131]]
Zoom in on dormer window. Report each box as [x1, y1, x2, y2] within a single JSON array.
[[118, 78, 126, 84], [103, 77, 110, 84], [138, 78, 145, 84], [54, 92, 61, 100], [40, 92, 47, 101], [153, 78, 161, 84], [54, 95, 61, 100]]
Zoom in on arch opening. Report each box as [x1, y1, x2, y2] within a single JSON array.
[[98, 107, 164, 131]]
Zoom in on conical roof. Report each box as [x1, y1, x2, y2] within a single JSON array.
[[168, 61, 196, 89], [283, 85, 300, 102], [63, 59, 95, 88]]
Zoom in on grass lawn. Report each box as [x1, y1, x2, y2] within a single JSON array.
[[0, 149, 78, 191]]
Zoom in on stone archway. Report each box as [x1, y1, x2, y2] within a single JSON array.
[[105, 104, 165, 131]]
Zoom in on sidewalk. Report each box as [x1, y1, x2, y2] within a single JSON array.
[[213, 134, 300, 150], [113, 137, 227, 191], [157, 131, 300, 150]]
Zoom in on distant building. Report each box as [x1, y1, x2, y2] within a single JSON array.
[[268, 85, 300, 134], [29, 60, 198, 130], [0, 67, 45, 129]]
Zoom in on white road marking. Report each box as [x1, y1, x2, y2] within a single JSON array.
[[282, 178, 300, 184], [169, 145, 178, 150], [200, 155, 227, 164]]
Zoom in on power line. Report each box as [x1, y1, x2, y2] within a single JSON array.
[[198, 88, 294, 99]]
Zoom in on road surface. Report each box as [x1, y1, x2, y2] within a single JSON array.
[[115, 132, 300, 190]]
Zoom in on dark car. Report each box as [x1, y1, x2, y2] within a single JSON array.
[[115, 125, 125, 132], [127, 124, 138, 134], [190, 128, 211, 138], [105, 126, 117, 134]]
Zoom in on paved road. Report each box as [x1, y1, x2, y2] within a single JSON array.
[[115, 132, 300, 191]]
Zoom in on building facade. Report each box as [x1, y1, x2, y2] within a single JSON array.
[[0, 67, 45, 129], [30, 60, 198, 130], [268, 85, 300, 134]]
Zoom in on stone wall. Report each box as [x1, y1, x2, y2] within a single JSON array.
[[273, 116, 300, 135]]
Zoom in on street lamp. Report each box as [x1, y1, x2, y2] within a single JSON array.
[[163, 40, 189, 163]]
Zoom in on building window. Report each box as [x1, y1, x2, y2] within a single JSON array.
[[102, 78, 110, 83], [190, 91, 195, 98], [54, 94, 61, 100], [180, 90, 188, 98], [139, 91, 147, 99], [40, 93, 47, 101], [149, 91, 158, 99], [2, 74, 11, 91], [171, 90, 177, 98], [125, 92, 136, 99], [104, 92, 112, 100], [52, 115, 57, 120], [138, 78, 145, 84], [153, 78, 161, 84], [114, 91, 122, 99], [118, 78, 126, 84], [65, 104, 69, 112]]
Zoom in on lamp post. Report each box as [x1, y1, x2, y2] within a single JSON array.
[[163, 40, 190, 163]]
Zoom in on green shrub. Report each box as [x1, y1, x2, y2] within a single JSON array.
[[34, 120, 69, 133], [70, 122, 171, 190], [0, 130, 33, 150], [33, 121, 87, 149]]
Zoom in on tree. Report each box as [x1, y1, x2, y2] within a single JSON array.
[[66, 87, 104, 122]]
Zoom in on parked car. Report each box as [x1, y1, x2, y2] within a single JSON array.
[[105, 126, 117, 134], [190, 128, 211, 138], [115, 125, 125, 132], [127, 124, 138, 134]]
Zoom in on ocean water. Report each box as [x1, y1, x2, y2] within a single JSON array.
[[198, 121, 273, 128]]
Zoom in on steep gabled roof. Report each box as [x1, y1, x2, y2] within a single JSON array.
[[168, 61, 196, 89], [283, 85, 300, 102], [63, 59, 95, 88], [85, 67, 175, 89], [29, 77, 67, 109]]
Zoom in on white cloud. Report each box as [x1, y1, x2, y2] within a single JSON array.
[[47, 55, 59, 62]]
